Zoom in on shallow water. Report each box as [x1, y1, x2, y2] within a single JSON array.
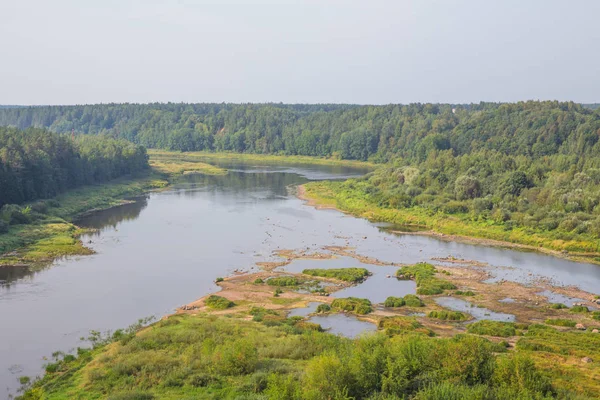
[[287, 302, 322, 317], [1, 160, 600, 397], [282, 257, 416, 303], [308, 314, 377, 338], [434, 297, 515, 322], [537, 290, 596, 309]]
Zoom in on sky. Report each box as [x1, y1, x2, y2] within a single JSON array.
[[0, 0, 599, 105]]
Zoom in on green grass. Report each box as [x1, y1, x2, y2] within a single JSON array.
[[267, 276, 300, 287], [301, 268, 370, 283], [466, 321, 517, 337], [550, 303, 568, 310], [428, 310, 469, 321], [19, 314, 598, 399], [149, 149, 376, 169], [302, 180, 600, 256], [545, 318, 577, 327], [204, 295, 235, 310], [383, 296, 406, 307], [570, 305, 590, 313], [403, 294, 425, 307], [330, 297, 373, 314], [454, 290, 475, 296], [378, 316, 434, 336], [396, 263, 456, 295]]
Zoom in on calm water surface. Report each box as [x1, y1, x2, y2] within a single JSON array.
[[2, 161, 600, 397]]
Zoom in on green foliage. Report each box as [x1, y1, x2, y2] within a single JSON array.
[[466, 321, 517, 337], [570, 305, 589, 313], [274, 288, 284, 297], [254, 278, 264, 284], [396, 263, 456, 295], [0, 127, 148, 208], [316, 304, 331, 313], [428, 310, 469, 321], [21, 314, 592, 399], [545, 318, 577, 327], [378, 316, 434, 336], [403, 294, 425, 307], [331, 297, 373, 314], [454, 290, 475, 296], [302, 268, 370, 283], [383, 296, 405, 307], [267, 276, 300, 286], [215, 277, 224, 283], [550, 303, 568, 309], [593, 311, 600, 321], [204, 295, 235, 310]]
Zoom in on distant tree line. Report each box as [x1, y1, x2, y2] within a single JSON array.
[[0, 127, 148, 208], [1, 101, 599, 162]]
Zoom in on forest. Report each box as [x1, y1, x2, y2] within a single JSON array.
[[3, 101, 600, 249], [0, 127, 148, 210]]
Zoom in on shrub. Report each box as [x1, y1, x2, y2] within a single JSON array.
[[254, 278, 264, 284], [454, 290, 475, 296], [302, 268, 370, 283], [545, 318, 577, 327], [570, 305, 589, 313], [383, 296, 405, 307], [212, 339, 258, 375], [108, 392, 155, 400], [466, 321, 516, 337], [274, 288, 283, 297], [205, 295, 235, 310], [316, 304, 331, 313], [396, 263, 456, 295], [428, 310, 469, 321], [378, 316, 434, 336], [215, 277, 224, 283], [593, 311, 600, 321], [0, 220, 8, 234], [403, 294, 425, 307], [550, 303, 567, 309], [331, 297, 372, 314], [267, 276, 299, 286]]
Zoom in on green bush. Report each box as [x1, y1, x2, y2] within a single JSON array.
[[0, 220, 8, 234], [378, 316, 434, 336], [108, 392, 155, 400], [383, 296, 405, 307], [454, 290, 475, 296], [545, 318, 577, 327], [302, 268, 370, 283], [212, 339, 258, 375], [331, 297, 372, 314], [274, 288, 283, 297], [396, 263, 456, 295], [316, 304, 331, 313], [205, 295, 235, 310], [466, 321, 516, 337], [254, 278, 264, 284], [550, 303, 567, 309], [428, 310, 469, 321], [267, 276, 300, 286], [403, 294, 425, 307], [215, 277, 224, 283], [570, 305, 589, 313], [593, 311, 600, 321]]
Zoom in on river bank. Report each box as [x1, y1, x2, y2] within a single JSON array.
[[297, 182, 600, 265]]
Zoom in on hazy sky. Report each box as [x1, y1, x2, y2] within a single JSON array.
[[1, 0, 599, 105]]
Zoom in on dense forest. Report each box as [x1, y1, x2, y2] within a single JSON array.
[[1, 101, 598, 161], [3, 102, 600, 246], [0, 127, 148, 210]]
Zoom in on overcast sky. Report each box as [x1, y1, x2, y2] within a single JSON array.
[[1, 0, 599, 105]]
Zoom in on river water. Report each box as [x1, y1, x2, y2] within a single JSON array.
[[2, 160, 600, 397]]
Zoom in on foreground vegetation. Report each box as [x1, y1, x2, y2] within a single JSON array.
[[18, 313, 600, 399], [302, 268, 370, 283]]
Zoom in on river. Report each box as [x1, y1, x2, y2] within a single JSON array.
[[1, 160, 600, 398]]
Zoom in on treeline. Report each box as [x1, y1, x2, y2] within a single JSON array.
[[0, 127, 148, 209], [1, 101, 599, 162]]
